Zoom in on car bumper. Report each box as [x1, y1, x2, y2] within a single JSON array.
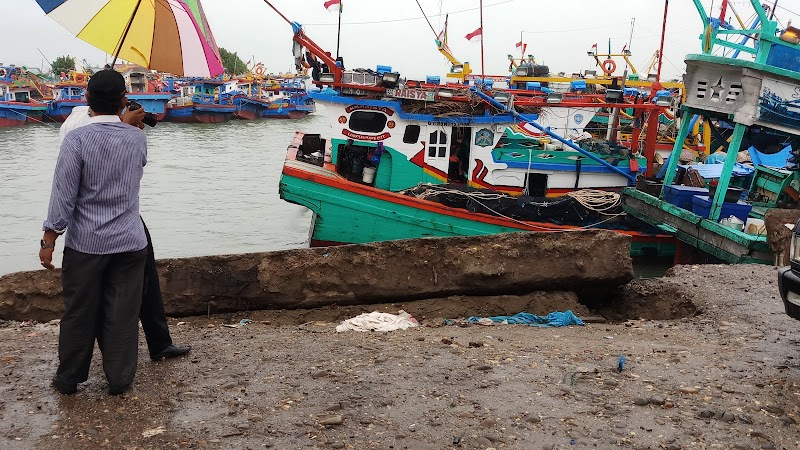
[[778, 266, 800, 321]]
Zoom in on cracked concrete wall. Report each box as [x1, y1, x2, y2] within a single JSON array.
[[0, 230, 633, 321]]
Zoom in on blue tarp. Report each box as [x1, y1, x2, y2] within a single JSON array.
[[748, 145, 791, 168], [466, 310, 585, 327], [677, 163, 755, 178]]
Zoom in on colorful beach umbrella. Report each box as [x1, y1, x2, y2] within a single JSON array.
[[34, 0, 224, 77]]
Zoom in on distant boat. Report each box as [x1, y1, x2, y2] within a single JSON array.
[[44, 73, 88, 123], [164, 79, 236, 123], [0, 67, 47, 127], [116, 64, 172, 121], [232, 77, 315, 120]]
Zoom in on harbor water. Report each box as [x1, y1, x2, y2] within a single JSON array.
[[0, 108, 333, 276]]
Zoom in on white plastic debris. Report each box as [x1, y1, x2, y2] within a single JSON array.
[[142, 426, 166, 438], [335, 310, 419, 333]]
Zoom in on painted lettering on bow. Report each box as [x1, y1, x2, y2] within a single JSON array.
[[386, 89, 435, 102]]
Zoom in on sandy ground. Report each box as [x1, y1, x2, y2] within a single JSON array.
[[1, 264, 800, 450]]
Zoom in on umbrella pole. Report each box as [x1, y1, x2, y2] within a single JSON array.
[[111, 0, 143, 68]]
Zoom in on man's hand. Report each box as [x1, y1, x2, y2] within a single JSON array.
[[40, 230, 59, 271], [39, 247, 55, 271], [121, 107, 146, 129]]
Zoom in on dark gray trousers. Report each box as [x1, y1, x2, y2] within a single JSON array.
[[55, 247, 147, 389], [141, 220, 173, 356]]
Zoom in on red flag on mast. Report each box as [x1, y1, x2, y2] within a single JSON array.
[[465, 27, 482, 42], [323, 0, 342, 12]]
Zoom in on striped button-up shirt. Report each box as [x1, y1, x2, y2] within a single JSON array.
[[43, 115, 148, 254]]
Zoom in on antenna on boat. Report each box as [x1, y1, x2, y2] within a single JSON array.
[[625, 18, 635, 72]]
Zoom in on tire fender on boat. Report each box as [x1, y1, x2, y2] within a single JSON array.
[[601, 59, 616, 75]]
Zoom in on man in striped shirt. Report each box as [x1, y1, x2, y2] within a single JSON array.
[[60, 101, 191, 363], [40, 70, 148, 396]]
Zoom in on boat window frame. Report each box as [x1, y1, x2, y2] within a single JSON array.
[[427, 129, 448, 158], [349, 110, 388, 133], [403, 125, 421, 144]]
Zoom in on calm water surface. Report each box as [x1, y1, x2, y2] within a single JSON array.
[[0, 107, 333, 275]]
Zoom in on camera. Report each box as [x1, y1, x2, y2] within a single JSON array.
[[127, 100, 158, 127]]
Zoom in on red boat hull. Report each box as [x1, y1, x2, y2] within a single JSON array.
[[0, 117, 26, 127]]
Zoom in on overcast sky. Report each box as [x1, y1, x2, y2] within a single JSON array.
[[8, 0, 800, 81]]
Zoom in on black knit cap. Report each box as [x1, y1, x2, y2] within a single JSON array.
[[87, 69, 126, 114]]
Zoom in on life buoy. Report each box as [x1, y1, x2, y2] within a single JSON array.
[[601, 59, 616, 75], [0, 68, 7, 78], [74, 73, 86, 83], [254, 66, 264, 76]]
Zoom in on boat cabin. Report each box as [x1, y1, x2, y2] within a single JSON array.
[[192, 81, 226, 104], [116, 64, 150, 93], [53, 84, 85, 101]]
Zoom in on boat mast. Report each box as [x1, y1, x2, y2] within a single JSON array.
[[480, 0, 485, 80], [336, 1, 343, 59], [656, 0, 669, 82]]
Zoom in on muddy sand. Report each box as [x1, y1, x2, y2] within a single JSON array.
[[2, 264, 800, 449]]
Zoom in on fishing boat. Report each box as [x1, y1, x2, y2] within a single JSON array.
[[261, 79, 315, 119], [44, 77, 87, 123], [623, 0, 800, 265], [0, 66, 47, 126], [265, 6, 675, 257], [424, 10, 703, 161], [232, 77, 315, 120], [164, 79, 236, 123]]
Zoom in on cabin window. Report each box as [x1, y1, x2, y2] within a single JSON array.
[[428, 130, 447, 158], [349, 111, 387, 133], [403, 125, 420, 144]]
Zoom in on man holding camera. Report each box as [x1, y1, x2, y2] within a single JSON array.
[[58, 87, 190, 365], [43, 70, 188, 395], [42, 70, 149, 395]]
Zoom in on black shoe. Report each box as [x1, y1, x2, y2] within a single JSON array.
[[108, 384, 130, 396], [150, 344, 191, 361], [52, 377, 77, 395]]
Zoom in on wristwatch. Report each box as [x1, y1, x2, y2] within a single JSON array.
[[40, 240, 55, 249]]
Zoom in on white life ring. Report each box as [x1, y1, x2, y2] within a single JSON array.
[[0, 68, 7, 78]]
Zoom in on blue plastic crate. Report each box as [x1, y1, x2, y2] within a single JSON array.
[[425, 75, 441, 85], [691, 195, 752, 223], [663, 185, 709, 210], [377, 65, 393, 74], [570, 80, 587, 91], [526, 82, 541, 91]]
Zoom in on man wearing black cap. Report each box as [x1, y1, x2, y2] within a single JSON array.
[[41, 70, 149, 395]]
